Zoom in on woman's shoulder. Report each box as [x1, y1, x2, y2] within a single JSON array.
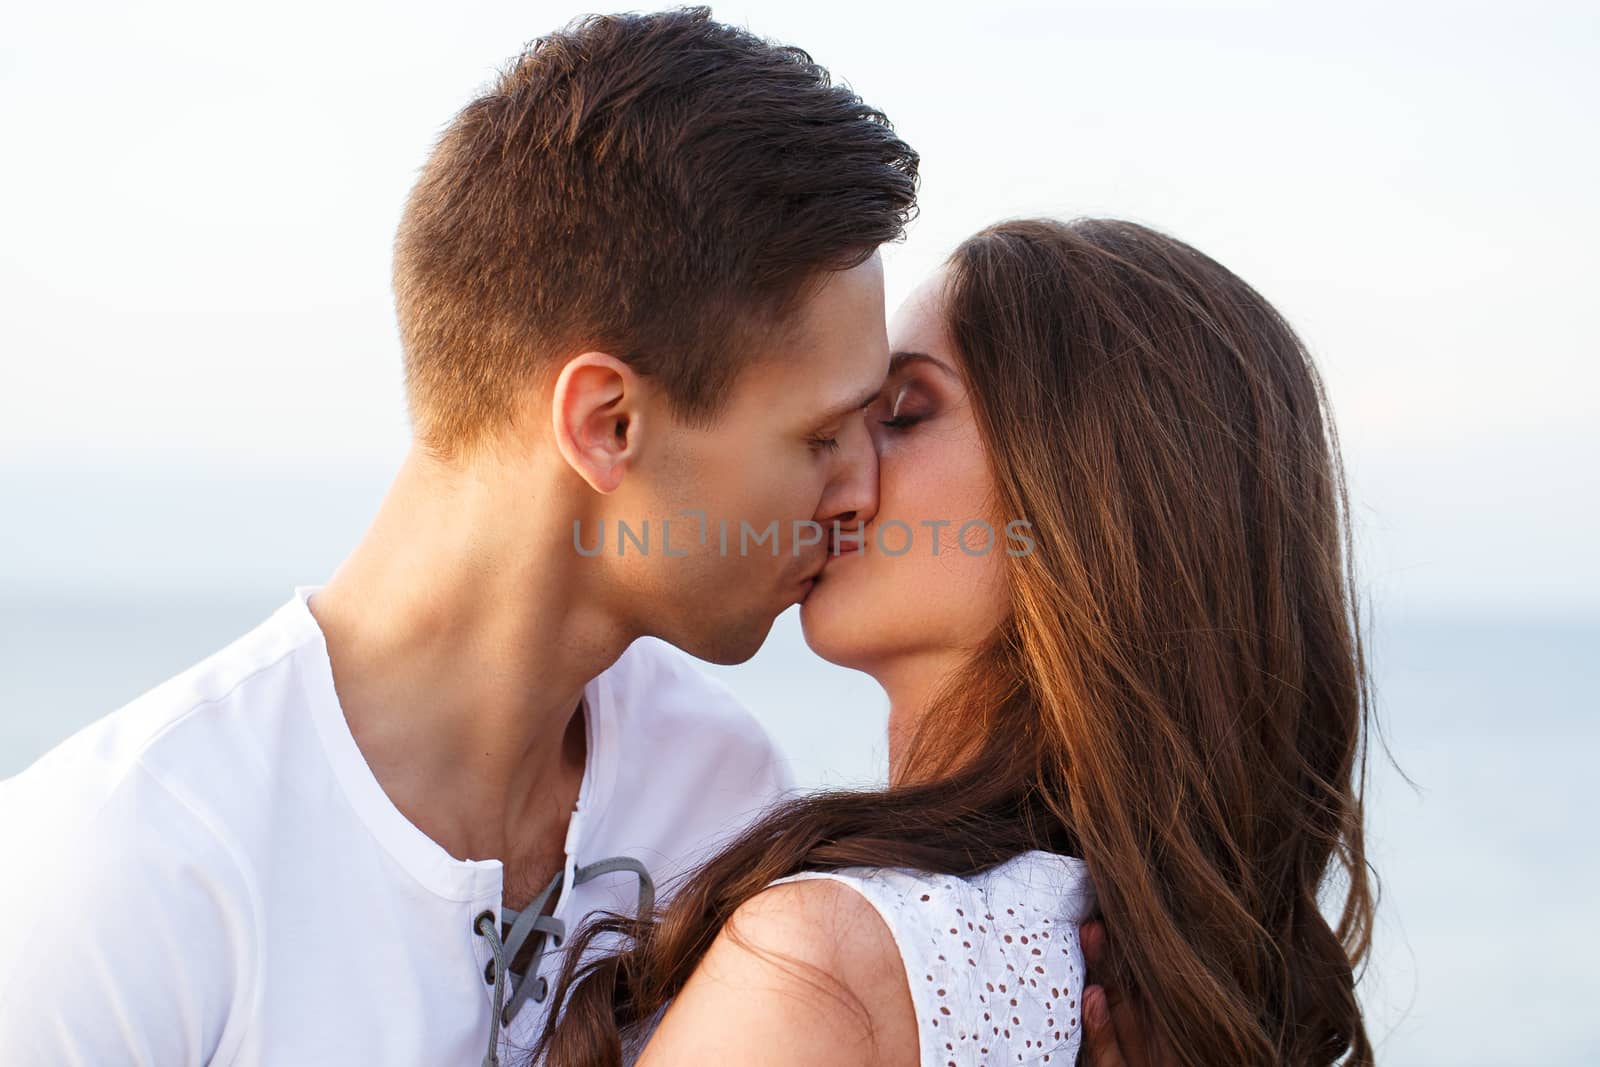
[[637, 875, 919, 1067], [638, 854, 1094, 1067], [768, 852, 1096, 1066], [774, 850, 1095, 927]]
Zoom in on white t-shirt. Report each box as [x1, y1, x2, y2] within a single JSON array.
[[0, 585, 794, 1065], [771, 852, 1095, 1067]]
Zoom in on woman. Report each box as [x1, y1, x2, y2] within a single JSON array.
[[534, 218, 1375, 1066]]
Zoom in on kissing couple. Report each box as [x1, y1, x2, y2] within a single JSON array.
[[0, 8, 1375, 1066]]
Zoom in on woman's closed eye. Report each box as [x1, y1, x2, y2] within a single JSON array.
[[876, 380, 935, 431]]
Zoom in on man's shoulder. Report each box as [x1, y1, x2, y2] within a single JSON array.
[[1, 594, 320, 879], [23, 596, 308, 759], [0, 733, 258, 1060], [0, 704, 260, 1016]]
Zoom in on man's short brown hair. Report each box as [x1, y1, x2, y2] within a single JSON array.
[[394, 6, 919, 461]]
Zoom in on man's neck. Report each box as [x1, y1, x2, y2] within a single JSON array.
[[307, 444, 634, 883]]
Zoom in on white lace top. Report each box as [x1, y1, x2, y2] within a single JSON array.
[[770, 851, 1096, 1067]]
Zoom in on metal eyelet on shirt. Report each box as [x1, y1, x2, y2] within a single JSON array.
[[475, 912, 501, 986]]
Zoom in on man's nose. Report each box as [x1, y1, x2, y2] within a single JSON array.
[[816, 417, 879, 534]]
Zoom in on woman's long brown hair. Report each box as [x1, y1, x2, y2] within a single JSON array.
[[533, 218, 1375, 1065]]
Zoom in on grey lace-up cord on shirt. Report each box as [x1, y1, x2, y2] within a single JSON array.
[[476, 856, 656, 1067]]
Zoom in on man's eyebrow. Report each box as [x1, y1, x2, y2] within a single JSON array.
[[813, 384, 881, 428], [889, 350, 959, 379]]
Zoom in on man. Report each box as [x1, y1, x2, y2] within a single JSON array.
[[0, 10, 907, 1063], [0, 9, 1150, 1065]]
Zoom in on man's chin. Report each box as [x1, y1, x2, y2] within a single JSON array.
[[673, 611, 778, 666]]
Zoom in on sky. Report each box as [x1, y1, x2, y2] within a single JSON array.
[[2, 0, 1597, 615]]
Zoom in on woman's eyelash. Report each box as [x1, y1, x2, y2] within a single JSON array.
[[810, 434, 841, 452], [878, 414, 922, 430]]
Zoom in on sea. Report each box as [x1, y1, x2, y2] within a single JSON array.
[[2, 585, 1594, 1065]]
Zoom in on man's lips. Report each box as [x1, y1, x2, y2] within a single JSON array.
[[797, 547, 843, 586]]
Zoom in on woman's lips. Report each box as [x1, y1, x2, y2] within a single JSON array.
[[825, 541, 863, 566]]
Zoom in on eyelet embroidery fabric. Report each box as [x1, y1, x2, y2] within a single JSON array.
[[770, 851, 1095, 1067]]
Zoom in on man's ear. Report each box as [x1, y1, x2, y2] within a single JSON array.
[[551, 352, 644, 494]]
